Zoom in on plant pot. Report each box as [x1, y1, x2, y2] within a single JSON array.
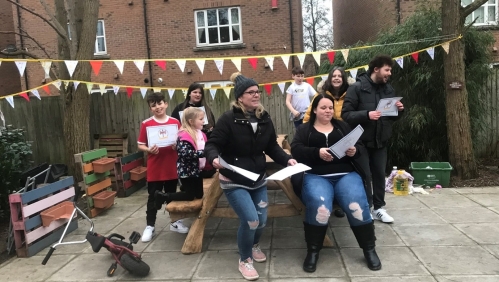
[[130, 166, 147, 181], [93, 190, 116, 209], [92, 158, 115, 173], [40, 201, 74, 227]]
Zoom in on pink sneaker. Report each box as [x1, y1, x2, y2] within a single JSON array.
[[238, 258, 259, 281], [252, 243, 266, 262]]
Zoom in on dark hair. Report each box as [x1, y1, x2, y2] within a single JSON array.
[[291, 66, 305, 75], [308, 94, 335, 125], [322, 66, 348, 97], [183, 83, 215, 128], [146, 92, 165, 107], [368, 55, 393, 73]]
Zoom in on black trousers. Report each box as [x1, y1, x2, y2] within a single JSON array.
[[169, 176, 203, 202], [146, 179, 178, 226], [366, 147, 387, 210]]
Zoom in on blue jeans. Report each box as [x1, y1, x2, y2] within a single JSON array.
[[302, 172, 372, 227], [223, 186, 268, 261], [293, 119, 303, 128]]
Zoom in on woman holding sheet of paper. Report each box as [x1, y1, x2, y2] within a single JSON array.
[[291, 94, 381, 272], [205, 72, 296, 281]]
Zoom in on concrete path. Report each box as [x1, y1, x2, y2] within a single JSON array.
[[2, 186, 499, 281]]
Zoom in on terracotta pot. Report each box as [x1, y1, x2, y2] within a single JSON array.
[[93, 190, 116, 209], [130, 166, 147, 181], [92, 158, 115, 173], [40, 201, 74, 227]]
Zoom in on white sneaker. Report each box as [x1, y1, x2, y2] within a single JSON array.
[[170, 220, 189, 233], [372, 209, 394, 223], [141, 225, 155, 242]]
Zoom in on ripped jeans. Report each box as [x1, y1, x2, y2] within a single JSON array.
[[302, 172, 372, 227], [223, 186, 268, 261]]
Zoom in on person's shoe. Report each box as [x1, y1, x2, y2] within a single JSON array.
[[252, 243, 266, 262], [141, 226, 155, 242], [372, 208, 394, 223], [363, 246, 382, 270], [334, 208, 345, 218], [238, 258, 259, 281], [154, 190, 169, 210], [170, 220, 189, 233]]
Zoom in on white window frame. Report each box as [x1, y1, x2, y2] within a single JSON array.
[[194, 7, 243, 47], [463, 0, 498, 26], [199, 81, 233, 88], [94, 20, 107, 55]]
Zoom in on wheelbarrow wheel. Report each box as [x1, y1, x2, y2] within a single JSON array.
[[120, 254, 150, 277]]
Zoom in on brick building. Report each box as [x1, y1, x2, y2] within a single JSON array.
[[2, 0, 303, 96], [0, 0, 22, 96]]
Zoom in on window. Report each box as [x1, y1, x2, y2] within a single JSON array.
[[199, 81, 233, 88], [67, 19, 107, 54], [195, 7, 242, 46], [463, 0, 498, 25]]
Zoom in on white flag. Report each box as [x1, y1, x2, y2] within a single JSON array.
[[364, 66, 369, 72], [350, 69, 358, 79], [99, 84, 107, 95], [209, 89, 217, 99], [426, 48, 435, 60], [175, 59, 186, 72], [140, 88, 148, 98], [15, 61, 27, 77], [441, 42, 450, 54], [297, 54, 306, 68], [53, 81, 61, 90], [64, 60, 78, 77], [114, 60, 125, 74], [73, 81, 80, 91], [113, 86, 120, 95], [195, 59, 205, 74], [321, 75, 328, 81], [86, 83, 93, 94], [5, 96, 14, 108], [223, 87, 231, 99], [31, 89, 41, 100], [396, 57, 404, 69], [231, 58, 242, 72], [133, 60, 145, 73], [41, 61, 52, 79], [341, 49, 349, 62], [312, 52, 321, 65], [168, 89, 175, 99], [214, 59, 224, 75], [281, 55, 290, 69], [264, 57, 275, 71], [277, 82, 286, 95]]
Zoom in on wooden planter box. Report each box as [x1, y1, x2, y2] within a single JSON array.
[[92, 158, 115, 173], [93, 190, 116, 209], [130, 166, 147, 181], [40, 201, 74, 227]]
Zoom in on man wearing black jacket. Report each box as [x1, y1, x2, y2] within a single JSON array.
[[342, 55, 404, 223]]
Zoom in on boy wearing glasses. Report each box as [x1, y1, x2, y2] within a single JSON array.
[[285, 67, 317, 128]]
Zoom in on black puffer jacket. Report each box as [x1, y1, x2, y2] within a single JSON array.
[[205, 107, 292, 187], [341, 72, 403, 148]]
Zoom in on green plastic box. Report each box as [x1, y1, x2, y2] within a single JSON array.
[[409, 162, 453, 187]]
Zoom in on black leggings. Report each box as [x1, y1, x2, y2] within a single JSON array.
[[169, 176, 203, 202], [146, 180, 178, 226]]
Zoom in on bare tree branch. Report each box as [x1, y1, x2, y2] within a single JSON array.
[[0, 49, 40, 59], [38, 0, 72, 50], [0, 30, 52, 59], [461, 0, 489, 19]]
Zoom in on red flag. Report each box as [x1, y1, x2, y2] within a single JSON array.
[[126, 87, 133, 98], [327, 51, 336, 64], [42, 85, 51, 95], [306, 77, 315, 86], [411, 53, 419, 64], [264, 84, 272, 96], [90, 60, 103, 76], [155, 60, 167, 70], [248, 58, 258, 70], [19, 93, 30, 101]]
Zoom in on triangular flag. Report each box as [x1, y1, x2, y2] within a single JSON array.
[[209, 89, 217, 99], [42, 85, 51, 95], [264, 84, 272, 96], [19, 93, 30, 102], [350, 69, 358, 79], [296, 54, 306, 68], [306, 77, 315, 86], [327, 51, 336, 64], [114, 60, 125, 74], [427, 47, 435, 60], [113, 86, 120, 95], [5, 96, 14, 108], [321, 75, 328, 81], [195, 59, 205, 74], [90, 60, 103, 76], [31, 89, 41, 100], [126, 87, 133, 98], [248, 58, 258, 70], [53, 81, 61, 90], [441, 42, 450, 54], [15, 61, 27, 77], [155, 60, 166, 71], [214, 59, 224, 75], [176, 59, 186, 72], [395, 57, 404, 69], [341, 49, 349, 62], [86, 83, 93, 94], [153, 88, 161, 93], [264, 57, 274, 71], [99, 84, 107, 95], [41, 61, 52, 79], [73, 81, 80, 91], [312, 52, 321, 65], [64, 60, 78, 77], [231, 58, 241, 72], [364, 66, 369, 72], [134, 60, 145, 73], [411, 53, 419, 64], [168, 89, 175, 99], [277, 82, 285, 94], [140, 88, 148, 98], [281, 55, 290, 69], [223, 87, 231, 99]]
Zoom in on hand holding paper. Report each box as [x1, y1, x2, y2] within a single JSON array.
[[329, 125, 363, 159], [376, 97, 403, 116]]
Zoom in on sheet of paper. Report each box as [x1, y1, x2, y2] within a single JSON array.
[[266, 163, 311, 181], [329, 125, 364, 159], [179, 106, 209, 125], [146, 124, 178, 147], [376, 97, 403, 116], [219, 156, 260, 181]]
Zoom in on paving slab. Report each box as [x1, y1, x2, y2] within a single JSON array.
[[393, 224, 476, 246], [46, 254, 123, 281], [453, 223, 499, 244], [416, 194, 482, 208], [193, 250, 268, 280], [432, 207, 499, 223], [466, 194, 499, 207], [435, 276, 499, 282], [352, 277, 437, 282], [332, 224, 404, 248], [384, 209, 448, 225], [0, 254, 75, 282]]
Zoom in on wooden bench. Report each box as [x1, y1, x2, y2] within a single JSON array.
[[114, 152, 147, 198]]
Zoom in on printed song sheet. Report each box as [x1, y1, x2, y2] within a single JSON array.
[[329, 125, 364, 159], [376, 97, 403, 116]]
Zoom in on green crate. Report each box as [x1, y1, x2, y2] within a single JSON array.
[[409, 162, 453, 187]]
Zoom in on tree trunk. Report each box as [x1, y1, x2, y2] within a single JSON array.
[[441, 0, 478, 179]]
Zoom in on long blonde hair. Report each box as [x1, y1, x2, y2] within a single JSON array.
[[231, 101, 265, 119], [180, 107, 205, 149]]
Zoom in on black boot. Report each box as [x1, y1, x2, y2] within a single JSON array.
[[351, 222, 382, 271], [154, 191, 170, 210], [303, 222, 328, 273]]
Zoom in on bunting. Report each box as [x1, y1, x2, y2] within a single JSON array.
[[155, 60, 167, 71], [281, 55, 290, 69], [350, 69, 358, 79], [396, 57, 404, 69], [427, 47, 435, 60], [73, 81, 80, 91], [264, 84, 272, 96], [264, 57, 274, 71], [140, 88, 148, 98], [327, 51, 335, 64], [248, 58, 258, 70], [411, 53, 419, 64], [19, 93, 29, 102], [214, 59, 224, 75], [341, 50, 349, 63], [312, 52, 321, 65], [134, 60, 145, 73], [90, 61, 103, 76], [296, 54, 306, 68], [231, 58, 242, 72], [41, 61, 51, 79], [176, 59, 186, 72], [277, 82, 286, 95], [195, 59, 205, 74], [441, 42, 450, 54], [64, 60, 78, 77], [223, 87, 231, 99], [99, 84, 107, 95], [5, 96, 14, 108], [31, 89, 41, 100], [15, 61, 27, 77], [114, 60, 125, 74], [168, 89, 175, 99], [209, 89, 217, 99], [113, 86, 120, 95], [86, 83, 93, 94], [126, 87, 133, 98]]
